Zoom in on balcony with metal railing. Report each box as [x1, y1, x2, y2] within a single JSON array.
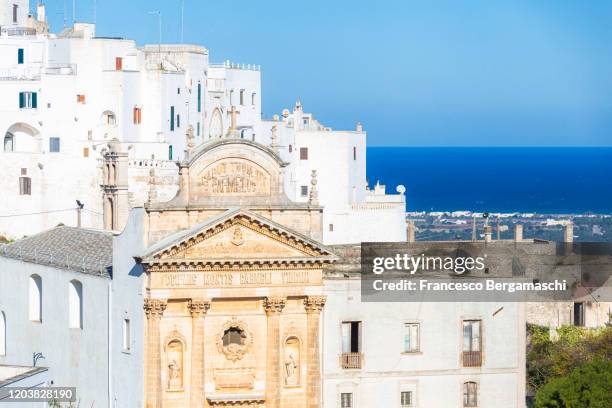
[[462, 351, 482, 367], [339, 352, 363, 369]]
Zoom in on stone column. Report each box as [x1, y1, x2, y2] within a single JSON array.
[[189, 299, 211, 408], [144, 298, 167, 408], [304, 296, 326, 408], [264, 297, 286, 408]]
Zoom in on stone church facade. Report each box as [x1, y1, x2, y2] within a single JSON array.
[[132, 136, 336, 407]]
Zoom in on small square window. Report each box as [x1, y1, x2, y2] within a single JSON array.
[[403, 323, 420, 353], [340, 393, 353, 408], [401, 391, 413, 407], [329, 224, 334, 232], [123, 319, 131, 351], [300, 186, 308, 197], [300, 147, 308, 160], [19, 177, 31, 195], [49, 137, 60, 153], [83, 147, 89, 158]]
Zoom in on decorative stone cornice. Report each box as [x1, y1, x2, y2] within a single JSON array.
[[304, 296, 326, 313], [188, 299, 211, 317], [144, 298, 167, 319], [263, 297, 286, 315]]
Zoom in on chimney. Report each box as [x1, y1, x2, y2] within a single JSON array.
[[407, 220, 415, 243], [514, 224, 523, 242], [356, 122, 363, 132], [37, 3, 46, 23], [484, 225, 493, 243], [564, 222, 574, 243]]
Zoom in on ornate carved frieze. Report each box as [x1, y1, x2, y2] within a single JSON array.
[[143, 298, 167, 319], [154, 215, 323, 261], [304, 296, 326, 313], [263, 297, 286, 315], [188, 299, 211, 317], [198, 159, 271, 196]]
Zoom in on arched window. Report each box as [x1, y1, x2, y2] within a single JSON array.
[[3, 132, 14, 152], [209, 108, 223, 139], [69, 280, 83, 329], [0, 311, 6, 356], [102, 111, 117, 126], [29, 274, 42, 322], [463, 382, 478, 407], [3, 123, 41, 153], [104, 197, 115, 230]]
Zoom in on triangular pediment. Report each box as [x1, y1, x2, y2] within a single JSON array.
[[140, 208, 335, 265]]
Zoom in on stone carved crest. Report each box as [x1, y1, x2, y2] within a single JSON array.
[[231, 226, 245, 246], [198, 159, 271, 196], [216, 318, 253, 362]]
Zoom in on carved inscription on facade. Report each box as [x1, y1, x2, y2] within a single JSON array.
[[198, 159, 271, 196], [157, 271, 313, 288]]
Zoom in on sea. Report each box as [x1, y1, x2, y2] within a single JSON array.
[[366, 147, 612, 214]]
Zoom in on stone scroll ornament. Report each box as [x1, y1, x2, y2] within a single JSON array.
[[216, 318, 253, 362]]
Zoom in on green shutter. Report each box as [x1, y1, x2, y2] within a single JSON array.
[[170, 106, 175, 131], [197, 83, 201, 112], [32, 92, 37, 109], [169, 145, 173, 160], [17, 49, 24, 64], [19, 92, 25, 108]]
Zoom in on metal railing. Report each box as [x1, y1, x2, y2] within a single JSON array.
[[340, 352, 363, 369], [462, 351, 482, 367]]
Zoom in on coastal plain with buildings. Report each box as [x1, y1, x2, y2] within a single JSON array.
[[0, 2, 610, 407]]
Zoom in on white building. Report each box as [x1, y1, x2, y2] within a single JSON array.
[[0, 1, 405, 245]]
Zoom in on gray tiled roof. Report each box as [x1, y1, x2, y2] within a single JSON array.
[[0, 226, 113, 278]]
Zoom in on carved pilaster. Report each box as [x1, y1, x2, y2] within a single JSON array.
[[264, 297, 285, 408], [304, 296, 325, 408], [188, 299, 210, 408], [143, 298, 166, 408], [263, 297, 286, 315], [304, 295, 326, 314], [188, 299, 211, 317], [144, 298, 167, 319]]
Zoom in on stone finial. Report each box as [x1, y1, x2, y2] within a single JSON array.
[[147, 168, 158, 205], [356, 122, 363, 132], [514, 224, 523, 242], [308, 170, 319, 205], [144, 298, 167, 319], [263, 297, 286, 315], [270, 125, 279, 154], [304, 296, 326, 313], [186, 124, 195, 151]]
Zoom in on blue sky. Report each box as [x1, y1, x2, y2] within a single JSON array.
[[42, 0, 612, 146]]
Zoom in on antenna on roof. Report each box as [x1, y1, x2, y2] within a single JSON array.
[[63, 0, 67, 28], [180, 0, 185, 43]]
